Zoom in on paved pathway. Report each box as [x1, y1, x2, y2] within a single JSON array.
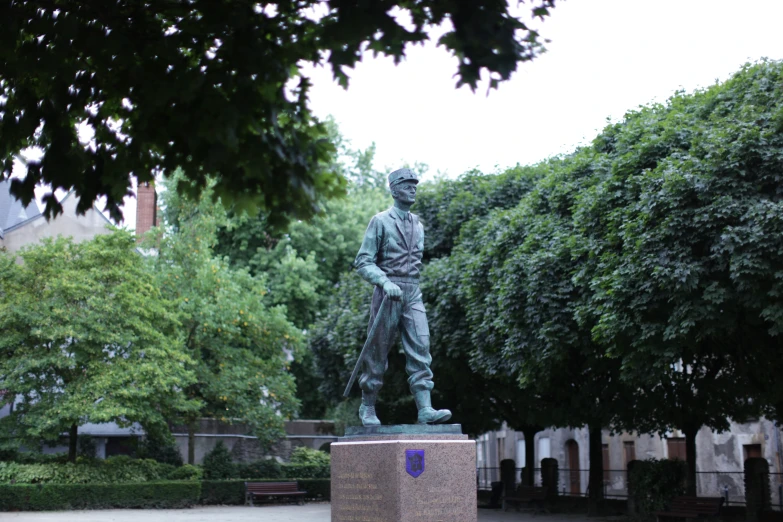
[[2, 505, 621, 522]]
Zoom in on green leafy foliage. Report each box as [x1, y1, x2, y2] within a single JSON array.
[[0, 456, 176, 485], [0, 481, 201, 511], [289, 447, 330, 467], [0, 1, 554, 223], [237, 459, 282, 480], [132, 435, 184, 467], [281, 463, 330, 479], [629, 459, 688, 516], [145, 172, 302, 450], [167, 464, 203, 481], [202, 442, 236, 480], [214, 134, 391, 418], [0, 231, 198, 460], [447, 60, 783, 497]]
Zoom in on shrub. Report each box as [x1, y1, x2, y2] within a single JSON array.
[[281, 463, 330, 479], [629, 458, 688, 517], [289, 446, 330, 467], [168, 464, 203, 481], [201, 480, 245, 505], [0, 481, 201, 511], [133, 435, 184, 467], [0, 457, 175, 484], [202, 442, 236, 480], [77, 435, 96, 459], [237, 459, 282, 479]]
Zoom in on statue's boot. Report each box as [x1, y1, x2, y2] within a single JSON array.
[[414, 390, 452, 424], [359, 393, 381, 426]]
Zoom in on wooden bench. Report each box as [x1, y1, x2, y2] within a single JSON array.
[[654, 496, 724, 522], [503, 486, 549, 513], [244, 481, 307, 506]]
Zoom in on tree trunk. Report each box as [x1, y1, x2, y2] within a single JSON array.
[[68, 423, 78, 463], [188, 421, 196, 465], [588, 423, 604, 516], [521, 425, 541, 486], [683, 424, 699, 496]]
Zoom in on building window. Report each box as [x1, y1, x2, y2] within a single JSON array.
[[602, 444, 610, 481], [538, 437, 551, 463], [516, 439, 526, 468], [624, 441, 636, 468], [667, 437, 686, 461], [744, 444, 762, 461]]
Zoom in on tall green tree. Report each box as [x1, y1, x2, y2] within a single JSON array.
[[145, 173, 302, 462], [0, 232, 197, 462], [214, 131, 391, 418], [1, 1, 555, 222], [582, 61, 783, 492]]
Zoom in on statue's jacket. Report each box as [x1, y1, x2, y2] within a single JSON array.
[[354, 207, 424, 286]]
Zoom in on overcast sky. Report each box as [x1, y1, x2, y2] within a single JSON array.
[[306, 0, 783, 178], [26, 0, 783, 229]]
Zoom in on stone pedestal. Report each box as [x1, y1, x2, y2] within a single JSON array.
[[331, 424, 477, 522]]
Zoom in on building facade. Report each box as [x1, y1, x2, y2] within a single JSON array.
[[476, 419, 783, 506]]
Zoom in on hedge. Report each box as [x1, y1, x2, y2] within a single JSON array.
[[201, 478, 331, 505], [0, 478, 330, 511], [0, 481, 201, 511], [0, 457, 176, 484], [628, 459, 688, 518]]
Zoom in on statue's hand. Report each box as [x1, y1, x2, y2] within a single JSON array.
[[382, 281, 402, 300]]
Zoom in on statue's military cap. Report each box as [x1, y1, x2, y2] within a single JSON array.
[[388, 168, 419, 187]]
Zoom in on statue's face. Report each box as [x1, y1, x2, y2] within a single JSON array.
[[392, 180, 418, 205]]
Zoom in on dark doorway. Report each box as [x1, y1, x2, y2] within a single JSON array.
[[566, 439, 580, 495]]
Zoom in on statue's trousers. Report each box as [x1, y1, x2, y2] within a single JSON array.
[[358, 282, 434, 395]]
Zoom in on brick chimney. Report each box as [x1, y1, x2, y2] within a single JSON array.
[[136, 181, 158, 238]]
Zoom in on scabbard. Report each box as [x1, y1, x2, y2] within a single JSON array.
[[343, 294, 389, 397]]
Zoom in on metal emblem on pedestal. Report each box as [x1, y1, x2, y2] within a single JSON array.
[[405, 449, 425, 478]]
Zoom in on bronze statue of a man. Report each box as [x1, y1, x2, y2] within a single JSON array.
[[351, 168, 452, 426]]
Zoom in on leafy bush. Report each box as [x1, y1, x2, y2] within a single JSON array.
[[237, 459, 282, 479], [168, 464, 203, 481], [133, 435, 184, 467], [0, 456, 175, 484], [629, 459, 688, 517], [202, 442, 237, 480], [0, 481, 201, 511], [77, 436, 97, 459], [201, 480, 245, 505], [11, 452, 68, 464], [289, 446, 330, 466], [281, 463, 330, 479]]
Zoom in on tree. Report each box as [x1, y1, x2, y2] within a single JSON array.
[[582, 61, 783, 492], [0, 1, 555, 223], [455, 157, 640, 513], [214, 131, 391, 418], [145, 172, 302, 462], [0, 232, 197, 462]]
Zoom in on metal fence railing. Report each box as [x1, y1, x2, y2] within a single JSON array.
[[476, 467, 500, 490], [696, 471, 746, 506], [476, 467, 783, 506]]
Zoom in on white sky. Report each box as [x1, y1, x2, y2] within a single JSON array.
[[23, 0, 783, 229], [306, 0, 783, 177]]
